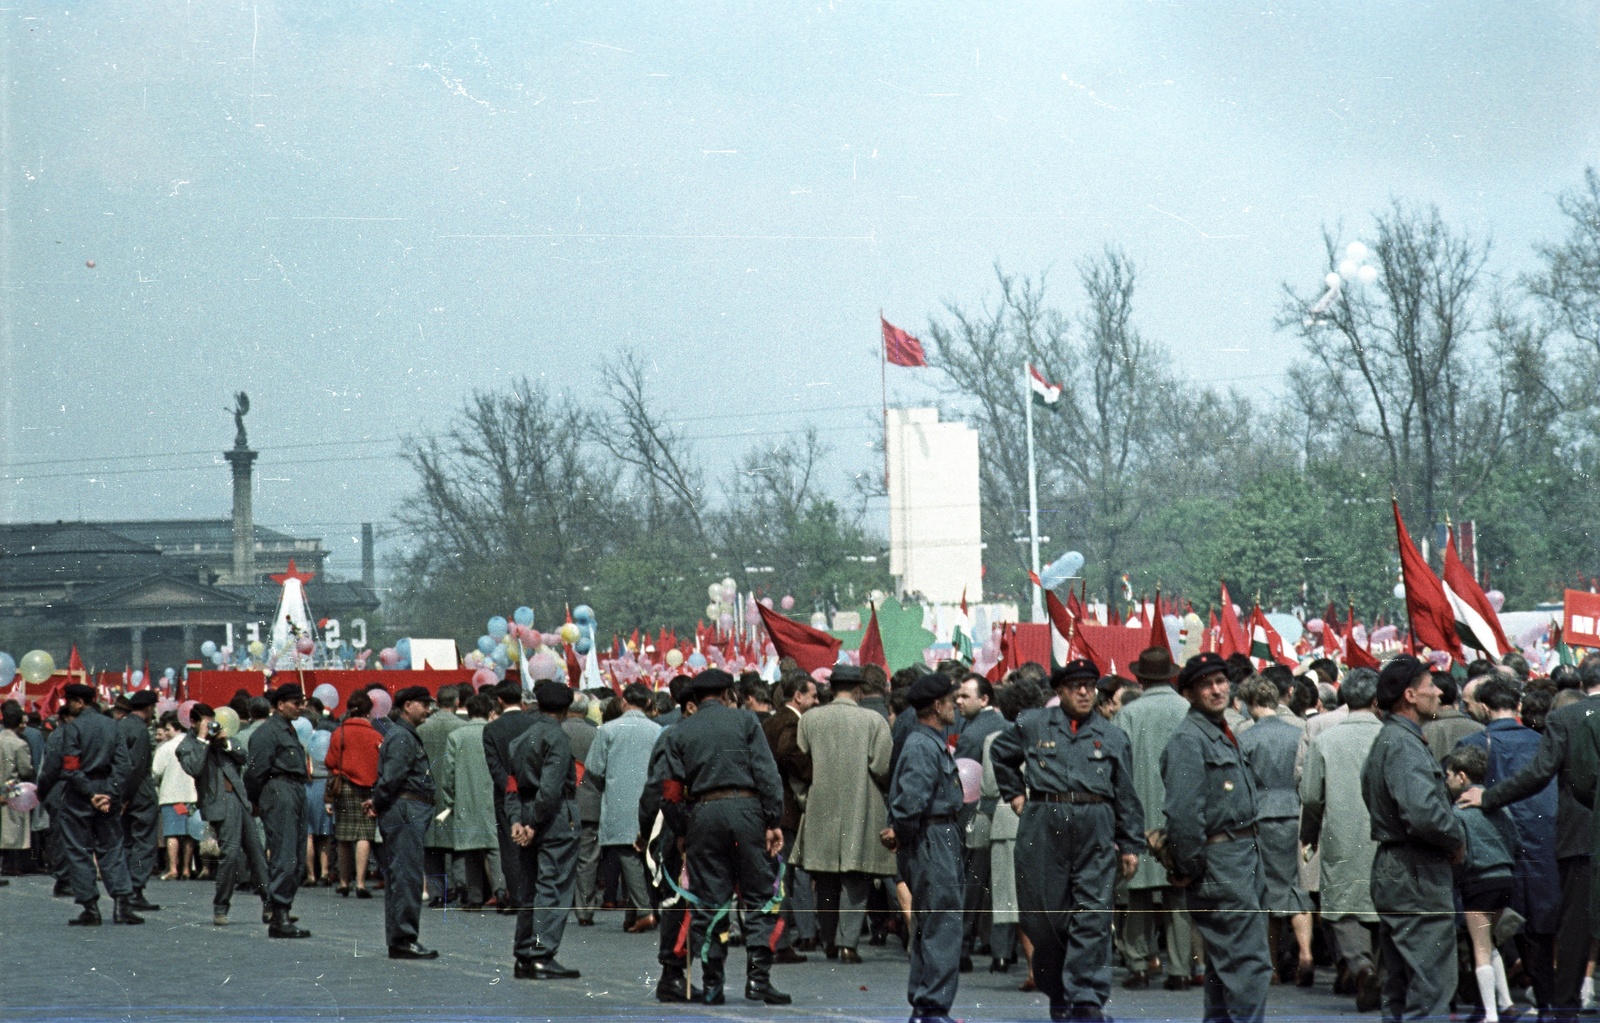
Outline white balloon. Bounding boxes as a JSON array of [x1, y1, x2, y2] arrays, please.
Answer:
[[1323, 271, 1342, 289], [1338, 258, 1359, 279], [1346, 241, 1368, 261], [1393, 582, 1407, 600], [1356, 264, 1379, 285]]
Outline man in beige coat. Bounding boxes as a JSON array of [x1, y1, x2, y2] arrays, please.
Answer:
[[793, 665, 895, 962]]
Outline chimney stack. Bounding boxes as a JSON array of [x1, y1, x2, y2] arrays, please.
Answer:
[[361, 523, 376, 590]]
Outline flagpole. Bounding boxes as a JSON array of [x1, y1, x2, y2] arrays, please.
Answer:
[[880, 311, 889, 492], [1025, 361, 1043, 623]]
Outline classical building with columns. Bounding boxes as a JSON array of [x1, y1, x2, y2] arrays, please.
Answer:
[[0, 408, 379, 672]]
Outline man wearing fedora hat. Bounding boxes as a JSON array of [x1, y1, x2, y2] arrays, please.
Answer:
[[1160, 652, 1272, 1023], [992, 658, 1145, 1022], [1112, 646, 1195, 991]]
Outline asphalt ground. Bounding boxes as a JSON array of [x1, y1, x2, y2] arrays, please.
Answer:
[[2, 874, 1372, 1022]]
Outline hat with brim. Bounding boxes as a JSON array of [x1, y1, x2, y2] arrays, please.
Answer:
[[1133, 647, 1180, 683]]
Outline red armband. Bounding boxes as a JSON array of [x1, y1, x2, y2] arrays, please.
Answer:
[[505, 776, 519, 794], [574, 762, 586, 785], [662, 779, 685, 804], [62, 755, 81, 772]]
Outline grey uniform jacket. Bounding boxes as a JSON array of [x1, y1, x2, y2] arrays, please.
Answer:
[[372, 718, 435, 815], [59, 707, 132, 803], [115, 715, 157, 806], [244, 715, 308, 804], [991, 706, 1146, 855], [176, 731, 252, 820], [1160, 708, 1259, 882], [504, 713, 575, 832], [648, 700, 783, 830], [1360, 715, 1464, 912], [887, 723, 964, 847]]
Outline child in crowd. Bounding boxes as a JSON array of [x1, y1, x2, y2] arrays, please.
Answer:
[[1445, 744, 1518, 1022]]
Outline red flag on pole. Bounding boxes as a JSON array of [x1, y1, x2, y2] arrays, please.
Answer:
[[859, 603, 889, 672], [1147, 589, 1172, 657], [1344, 604, 1381, 670], [881, 316, 928, 368], [1218, 581, 1250, 659], [755, 602, 841, 675], [1442, 531, 1510, 659], [1392, 500, 1464, 662]]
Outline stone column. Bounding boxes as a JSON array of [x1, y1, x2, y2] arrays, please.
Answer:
[[130, 626, 145, 668], [182, 624, 196, 661], [224, 445, 259, 585]]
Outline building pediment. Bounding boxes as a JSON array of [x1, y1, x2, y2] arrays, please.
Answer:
[[72, 575, 248, 612]]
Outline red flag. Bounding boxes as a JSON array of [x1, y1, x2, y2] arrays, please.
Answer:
[[1047, 590, 1101, 674], [1344, 602, 1381, 671], [882, 316, 928, 368], [565, 643, 582, 687], [1392, 500, 1464, 662], [1218, 581, 1250, 659], [1147, 589, 1173, 657], [1320, 601, 1342, 653], [960, 587, 969, 619], [755, 602, 841, 674], [1442, 531, 1510, 659], [859, 603, 889, 672]]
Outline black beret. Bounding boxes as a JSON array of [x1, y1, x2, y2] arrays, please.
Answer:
[[1177, 653, 1228, 692], [63, 683, 97, 703], [268, 683, 305, 705], [534, 681, 574, 712], [1051, 659, 1100, 688], [907, 674, 956, 711], [829, 664, 865, 689], [128, 691, 158, 710], [691, 669, 736, 698], [1376, 655, 1428, 711], [393, 685, 434, 708]]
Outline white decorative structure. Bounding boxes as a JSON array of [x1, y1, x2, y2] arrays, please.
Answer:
[[887, 408, 984, 606]]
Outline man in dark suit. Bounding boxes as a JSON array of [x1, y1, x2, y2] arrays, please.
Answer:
[[1461, 658, 1600, 1020], [482, 682, 538, 913], [763, 670, 816, 962]]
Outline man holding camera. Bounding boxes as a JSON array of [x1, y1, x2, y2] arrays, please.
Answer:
[[177, 703, 269, 926]]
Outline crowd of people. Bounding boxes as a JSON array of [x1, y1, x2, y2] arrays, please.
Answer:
[[4, 643, 1600, 1023]]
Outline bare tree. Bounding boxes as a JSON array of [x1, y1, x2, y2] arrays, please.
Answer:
[[1529, 167, 1600, 364], [599, 351, 710, 544]]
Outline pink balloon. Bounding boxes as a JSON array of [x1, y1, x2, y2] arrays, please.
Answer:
[[472, 667, 498, 688], [368, 688, 392, 719], [1486, 590, 1506, 613], [295, 636, 315, 655], [378, 647, 400, 667], [955, 757, 983, 804], [177, 700, 198, 729], [780, 595, 795, 610], [6, 781, 38, 813], [1305, 618, 1324, 633], [760, 597, 774, 609]]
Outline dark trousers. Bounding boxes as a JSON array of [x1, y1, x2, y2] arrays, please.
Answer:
[[903, 821, 963, 1016], [685, 797, 778, 965], [1555, 855, 1592, 1015], [813, 871, 873, 951], [379, 799, 429, 947], [513, 800, 579, 962], [121, 787, 160, 893], [657, 828, 691, 967], [1188, 838, 1272, 1023], [258, 778, 306, 908], [58, 794, 132, 906], [493, 798, 522, 900], [210, 798, 268, 912], [1016, 803, 1119, 1011], [962, 837, 993, 953]]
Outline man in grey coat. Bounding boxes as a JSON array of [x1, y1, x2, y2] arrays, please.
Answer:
[[562, 693, 602, 927], [1361, 655, 1466, 1022], [507, 682, 582, 980], [245, 684, 312, 939], [418, 683, 466, 906], [116, 690, 162, 913], [1160, 653, 1272, 1023], [45, 684, 139, 926], [177, 703, 269, 926]]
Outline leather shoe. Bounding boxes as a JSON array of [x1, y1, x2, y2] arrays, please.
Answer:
[[69, 906, 103, 926], [838, 947, 863, 964], [1162, 975, 1189, 992], [1354, 966, 1381, 1012], [1122, 972, 1149, 990], [959, 955, 973, 973], [268, 909, 311, 939], [389, 942, 439, 960], [793, 938, 820, 953], [625, 914, 657, 933], [515, 959, 580, 979], [261, 907, 299, 924], [52, 881, 73, 898], [774, 948, 809, 964], [213, 912, 229, 926], [126, 894, 161, 912]]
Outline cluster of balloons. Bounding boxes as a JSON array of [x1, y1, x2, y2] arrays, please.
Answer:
[[706, 578, 739, 634], [1038, 551, 1085, 592]]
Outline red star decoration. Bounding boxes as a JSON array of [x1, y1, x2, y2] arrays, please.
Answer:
[[270, 558, 316, 586]]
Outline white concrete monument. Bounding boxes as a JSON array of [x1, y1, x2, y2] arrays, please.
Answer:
[[886, 407, 983, 605]]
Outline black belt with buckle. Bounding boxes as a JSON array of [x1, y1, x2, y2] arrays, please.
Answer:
[[1206, 824, 1258, 845], [1031, 791, 1108, 804]]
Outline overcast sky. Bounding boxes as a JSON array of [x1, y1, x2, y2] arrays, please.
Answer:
[[4, 2, 1598, 578]]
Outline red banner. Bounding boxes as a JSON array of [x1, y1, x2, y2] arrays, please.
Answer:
[[1564, 590, 1600, 649], [185, 669, 494, 710]]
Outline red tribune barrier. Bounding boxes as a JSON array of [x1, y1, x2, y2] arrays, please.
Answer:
[[185, 669, 516, 710], [1074, 624, 1152, 682]]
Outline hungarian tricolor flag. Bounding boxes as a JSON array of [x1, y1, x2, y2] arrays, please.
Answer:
[[1046, 589, 1101, 675], [1028, 363, 1062, 406], [882, 316, 928, 367], [1442, 531, 1510, 659], [1248, 606, 1297, 668], [1392, 500, 1464, 662], [755, 601, 841, 674]]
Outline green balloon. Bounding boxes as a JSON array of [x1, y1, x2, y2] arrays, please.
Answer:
[[18, 649, 55, 685]]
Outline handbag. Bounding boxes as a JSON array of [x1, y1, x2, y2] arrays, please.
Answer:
[[197, 823, 222, 860], [325, 773, 345, 801]]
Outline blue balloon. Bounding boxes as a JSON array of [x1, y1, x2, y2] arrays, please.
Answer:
[[0, 652, 15, 682], [575, 637, 593, 656], [477, 635, 496, 654], [491, 647, 509, 666], [164, 667, 177, 678], [687, 651, 707, 669], [211, 652, 224, 665], [513, 606, 535, 628], [396, 637, 412, 657], [572, 605, 595, 625], [487, 616, 509, 640], [200, 640, 218, 657]]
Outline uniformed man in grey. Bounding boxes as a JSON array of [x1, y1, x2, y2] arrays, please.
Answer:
[[176, 702, 270, 926], [506, 681, 582, 980], [884, 673, 966, 1023], [1160, 652, 1272, 1023], [638, 678, 700, 1003], [650, 669, 790, 1006], [45, 683, 140, 925], [36, 700, 79, 898], [245, 683, 312, 938], [1361, 655, 1465, 1021], [117, 690, 162, 913], [369, 685, 439, 960], [992, 659, 1144, 1021]]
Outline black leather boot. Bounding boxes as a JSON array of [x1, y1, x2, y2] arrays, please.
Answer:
[[68, 902, 102, 926], [701, 958, 726, 1005], [112, 898, 145, 925], [745, 947, 792, 1005], [654, 964, 703, 1002], [268, 906, 311, 939]]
